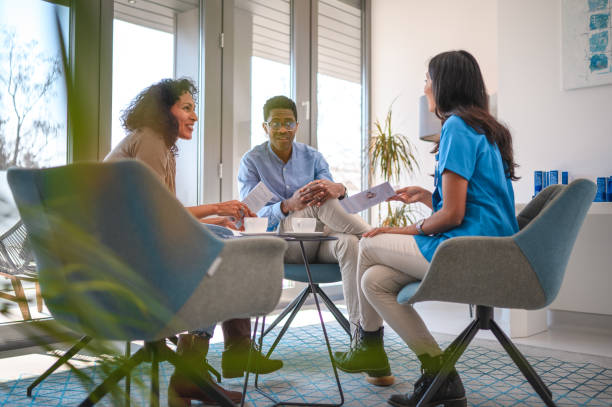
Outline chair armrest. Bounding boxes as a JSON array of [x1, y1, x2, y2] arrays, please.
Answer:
[[162, 237, 288, 338], [407, 236, 547, 310]]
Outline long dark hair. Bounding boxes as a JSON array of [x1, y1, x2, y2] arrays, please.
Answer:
[[429, 50, 518, 180], [121, 78, 197, 154]]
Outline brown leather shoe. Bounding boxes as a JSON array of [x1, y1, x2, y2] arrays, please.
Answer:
[[168, 372, 242, 406], [168, 333, 242, 406]]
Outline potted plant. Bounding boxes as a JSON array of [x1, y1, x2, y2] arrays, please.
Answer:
[[368, 103, 419, 226]]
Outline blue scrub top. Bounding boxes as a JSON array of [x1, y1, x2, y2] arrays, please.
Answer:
[[414, 115, 519, 262]]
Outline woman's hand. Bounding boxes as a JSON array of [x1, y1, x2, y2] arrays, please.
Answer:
[[200, 216, 241, 230], [214, 200, 257, 218], [389, 186, 433, 209], [363, 226, 418, 238]]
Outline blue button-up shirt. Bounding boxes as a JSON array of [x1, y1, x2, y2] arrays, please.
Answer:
[[238, 141, 334, 230]]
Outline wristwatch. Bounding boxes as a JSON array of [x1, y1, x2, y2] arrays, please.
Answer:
[[338, 185, 348, 200], [415, 218, 427, 236]]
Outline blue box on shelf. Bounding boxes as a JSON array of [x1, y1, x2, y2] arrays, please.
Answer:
[[534, 171, 543, 195], [595, 177, 606, 202], [608, 176, 612, 202], [549, 170, 559, 185], [562, 171, 568, 185]]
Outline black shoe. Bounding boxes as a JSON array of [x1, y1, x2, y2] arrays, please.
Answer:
[[221, 340, 283, 378], [387, 354, 466, 407], [333, 325, 395, 386]]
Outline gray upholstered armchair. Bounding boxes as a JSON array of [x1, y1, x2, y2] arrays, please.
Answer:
[[8, 160, 288, 406], [396, 179, 596, 407]]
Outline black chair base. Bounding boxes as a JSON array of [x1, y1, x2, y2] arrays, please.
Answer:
[[77, 340, 236, 407], [262, 283, 351, 348], [416, 305, 557, 407], [27, 335, 93, 397], [241, 283, 351, 407]]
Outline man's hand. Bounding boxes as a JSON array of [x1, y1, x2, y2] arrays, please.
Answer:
[[214, 200, 257, 218], [281, 188, 309, 214], [388, 186, 433, 209], [200, 216, 241, 230], [298, 180, 345, 207], [281, 180, 345, 214]]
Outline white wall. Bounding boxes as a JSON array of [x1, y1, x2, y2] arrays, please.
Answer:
[[499, 0, 612, 203], [371, 0, 498, 193]]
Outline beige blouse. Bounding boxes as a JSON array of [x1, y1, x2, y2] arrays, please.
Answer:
[[105, 127, 176, 194]]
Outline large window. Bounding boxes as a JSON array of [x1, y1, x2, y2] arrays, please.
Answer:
[[112, 0, 200, 206], [316, 0, 363, 196], [0, 0, 69, 322], [234, 0, 292, 148], [111, 19, 174, 149]]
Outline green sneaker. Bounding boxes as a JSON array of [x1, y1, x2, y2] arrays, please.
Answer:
[[333, 325, 395, 386]]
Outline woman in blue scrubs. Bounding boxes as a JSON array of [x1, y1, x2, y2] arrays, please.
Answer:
[[334, 50, 519, 407]]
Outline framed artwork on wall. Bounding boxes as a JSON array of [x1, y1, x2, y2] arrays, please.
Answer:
[[562, 0, 612, 89]]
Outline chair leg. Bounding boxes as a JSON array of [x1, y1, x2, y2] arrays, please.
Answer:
[[35, 281, 43, 312], [417, 318, 480, 407], [10, 278, 31, 320], [265, 286, 311, 358], [27, 335, 92, 397], [150, 344, 159, 407], [263, 285, 311, 337], [125, 341, 131, 407], [241, 316, 260, 407], [165, 349, 236, 407], [79, 347, 147, 407], [489, 320, 557, 407], [443, 318, 479, 362], [315, 285, 351, 337]]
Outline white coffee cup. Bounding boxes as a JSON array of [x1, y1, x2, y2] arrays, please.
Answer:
[[291, 217, 317, 233], [244, 217, 269, 233]]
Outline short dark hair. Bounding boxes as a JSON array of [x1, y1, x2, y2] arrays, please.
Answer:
[[263, 95, 297, 121], [121, 78, 197, 153]]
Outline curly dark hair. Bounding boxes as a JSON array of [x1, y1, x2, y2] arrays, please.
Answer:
[[121, 78, 197, 154], [428, 50, 519, 181]]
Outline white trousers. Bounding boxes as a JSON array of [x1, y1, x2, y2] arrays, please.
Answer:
[[281, 198, 371, 332], [358, 233, 442, 357]]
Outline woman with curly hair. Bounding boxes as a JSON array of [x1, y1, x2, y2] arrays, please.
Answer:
[[106, 78, 282, 406], [107, 77, 251, 228]]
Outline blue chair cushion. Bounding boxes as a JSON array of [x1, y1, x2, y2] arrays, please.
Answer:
[[284, 263, 341, 284], [397, 281, 422, 304]]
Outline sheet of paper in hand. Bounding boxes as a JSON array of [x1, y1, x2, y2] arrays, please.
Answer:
[[339, 182, 395, 214], [242, 182, 275, 213]]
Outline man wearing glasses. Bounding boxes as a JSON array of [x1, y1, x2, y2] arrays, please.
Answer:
[[238, 95, 372, 344]]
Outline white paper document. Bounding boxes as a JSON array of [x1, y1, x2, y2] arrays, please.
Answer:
[[340, 182, 396, 214], [242, 182, 275, 214]]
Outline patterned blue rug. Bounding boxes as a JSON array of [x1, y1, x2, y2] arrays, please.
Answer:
[[1, 321, 610, 406]]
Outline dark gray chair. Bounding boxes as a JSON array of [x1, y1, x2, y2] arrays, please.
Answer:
[[396, 179, 596, 407], [8, 160, 287, 407]]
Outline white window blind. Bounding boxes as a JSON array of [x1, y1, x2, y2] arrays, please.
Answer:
[[114, 0, 199, 34], [318, 0, 361, 84], [236, 0, 291, 65]]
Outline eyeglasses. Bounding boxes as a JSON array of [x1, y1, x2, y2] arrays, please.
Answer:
[[265, 119, 298, 130]]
